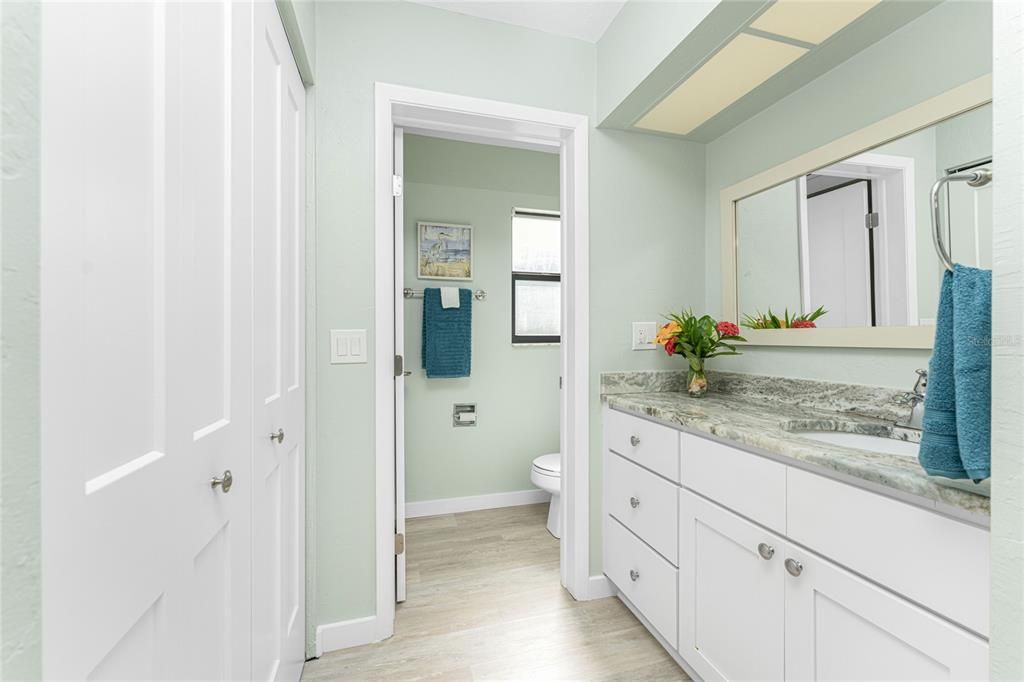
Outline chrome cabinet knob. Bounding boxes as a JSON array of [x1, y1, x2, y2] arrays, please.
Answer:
[[785, 558, 803, 577], [757, 543, 775, 560], [210, 470, 233, 493], [629, 496, 640, 509], [630, 435, 641, 447], [629, 569, 640, 582], [269, 428, 285, 444]]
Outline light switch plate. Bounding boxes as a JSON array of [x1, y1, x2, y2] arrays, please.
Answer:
[[632, 322, 658, 351], [330, 329, 368, 364]]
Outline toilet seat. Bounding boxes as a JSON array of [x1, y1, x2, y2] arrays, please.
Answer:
[[532, 453, 560, 475]]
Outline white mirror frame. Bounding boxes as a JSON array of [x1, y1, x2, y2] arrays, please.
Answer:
[[720, 75, 992, 349]]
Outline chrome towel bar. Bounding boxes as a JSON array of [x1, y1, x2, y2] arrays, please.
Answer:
[[403, 287, 487, 301], [930, 168, 992, 271]]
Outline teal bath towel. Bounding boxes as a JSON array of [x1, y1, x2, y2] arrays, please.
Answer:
[[919, 266, 992, 481], [919, 271, 965, 478], [421, 288, 472, 379], [952, 264, 991, 481]]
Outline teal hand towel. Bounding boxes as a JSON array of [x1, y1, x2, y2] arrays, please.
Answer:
[[952, 264, 991, 481], [919, 271, 966, 478], [421, 288, 471, 379]]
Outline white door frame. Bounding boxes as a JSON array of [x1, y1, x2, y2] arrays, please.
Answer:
[[372, 83, 591, 641]]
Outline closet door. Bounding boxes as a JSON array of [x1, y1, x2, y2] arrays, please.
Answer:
[[251, 2, 307, 680], [40, 1, 254, 679]]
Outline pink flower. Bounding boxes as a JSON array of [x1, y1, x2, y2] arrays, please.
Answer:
[[715, 321, 740, 337], [664, 338, 677, 356], [791, 320, 816, 329]]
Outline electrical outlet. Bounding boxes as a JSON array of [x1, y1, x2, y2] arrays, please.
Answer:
[[632, 322, 657, 351]]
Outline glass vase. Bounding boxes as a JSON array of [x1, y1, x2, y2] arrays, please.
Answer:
[[687, 366, 708, 398]]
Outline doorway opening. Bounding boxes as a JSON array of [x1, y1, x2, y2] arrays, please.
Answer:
[[372, 84, 593, 644]]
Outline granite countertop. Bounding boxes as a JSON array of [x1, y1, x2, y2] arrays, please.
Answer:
[[602, 371, 990, 520]]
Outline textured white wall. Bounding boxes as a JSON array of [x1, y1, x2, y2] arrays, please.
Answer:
[[990, 1, 1024, 677]]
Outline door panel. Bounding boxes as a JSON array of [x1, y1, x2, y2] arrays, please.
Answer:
[[41, 1, 254, 679], [252, 2, 306, 679], [785, 548, 988, 681], [678, 491, 785, 682], [806, 182, 871, 327]]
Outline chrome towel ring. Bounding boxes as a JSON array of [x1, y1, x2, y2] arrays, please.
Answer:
[[930, 168, 992, 271]]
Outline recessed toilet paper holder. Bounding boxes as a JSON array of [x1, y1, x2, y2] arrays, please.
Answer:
[[453, 403, 477, 427]]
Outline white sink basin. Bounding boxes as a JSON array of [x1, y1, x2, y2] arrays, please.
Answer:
[[793, 430, 919, 458]]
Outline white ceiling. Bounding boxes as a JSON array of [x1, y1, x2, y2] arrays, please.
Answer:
[[409, 0, 627, 43]]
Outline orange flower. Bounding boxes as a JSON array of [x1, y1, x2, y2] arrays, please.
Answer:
[[654, 320, 681, 345]]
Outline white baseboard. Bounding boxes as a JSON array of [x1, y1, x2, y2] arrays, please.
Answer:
[[315, 615, 383, 657], [586, 574, 615, 599], [406, 489, 550, 518]]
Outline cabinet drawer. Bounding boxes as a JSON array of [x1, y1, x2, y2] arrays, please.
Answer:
[[604, 516, 678, 644], [604, 407, 680, 483], [787, 468, 989, 637], [680, 432, 787, 534], [606, 451, 679, 564]]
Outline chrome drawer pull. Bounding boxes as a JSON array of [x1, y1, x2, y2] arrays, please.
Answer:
[[757, 543, 775, 560], [785, 558, 803, 577], [629, 435, 641, 447], [629, 496, 640, 509], [629, 569, 640, 582]]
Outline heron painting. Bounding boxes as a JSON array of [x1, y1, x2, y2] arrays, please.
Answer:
[[417, 222, 473, 280]]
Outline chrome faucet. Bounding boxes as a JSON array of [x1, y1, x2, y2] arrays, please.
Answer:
[[897, 369, 928, 430]]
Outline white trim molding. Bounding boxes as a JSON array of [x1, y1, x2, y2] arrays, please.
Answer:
[[587, 574, 615, 600], [406, 490, 551, 519], [315, 616, 381, 658], [373, 83, 593, 647], [719, 75, 992, 349]]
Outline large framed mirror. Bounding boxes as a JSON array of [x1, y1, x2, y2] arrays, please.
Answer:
[[720, 75, 991, 348]]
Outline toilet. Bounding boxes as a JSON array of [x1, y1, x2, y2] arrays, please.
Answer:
[[530, 453, 561, 539]]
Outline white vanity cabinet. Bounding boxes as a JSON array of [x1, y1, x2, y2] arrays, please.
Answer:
[[602, 406, 990, 681], [678, 490, 785, 682]]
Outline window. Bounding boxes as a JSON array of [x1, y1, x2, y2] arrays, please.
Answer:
[[512, 209, 561, 344]]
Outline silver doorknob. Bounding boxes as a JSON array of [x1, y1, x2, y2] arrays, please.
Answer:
[[210, 470, 233, 493], [629, 496, 640, 509], [630, 435, 641, 447], [757, 543, 775, 560], [269, 428, 285, 444], [629, 569, 640, 582], [785, 558, 803, 577]]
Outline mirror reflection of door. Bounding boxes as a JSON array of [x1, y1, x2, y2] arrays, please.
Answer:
[[805, 178, 873, 328]]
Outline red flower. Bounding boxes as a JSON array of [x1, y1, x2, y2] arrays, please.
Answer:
[[791, 320, 816, 329], [715, 321, 740, 337], [664, 338, 677, 356]]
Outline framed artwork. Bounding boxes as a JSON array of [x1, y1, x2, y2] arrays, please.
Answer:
[[417, 222, 473, 280]]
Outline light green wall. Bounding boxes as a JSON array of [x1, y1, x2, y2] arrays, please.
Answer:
[[735, 180, 801, 315], [703, 0, 992, 389], [402, 135, 560, 502], [313, 0, 707, 624], [1, 2, 42, 679]]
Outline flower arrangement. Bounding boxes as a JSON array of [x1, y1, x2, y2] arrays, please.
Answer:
[[654, 310, 746, 397], [741, 306, 827, 330]]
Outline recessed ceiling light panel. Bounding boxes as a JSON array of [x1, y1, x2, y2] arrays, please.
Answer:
[[635, 33, 808, 136], [750, 0, 882, 45]]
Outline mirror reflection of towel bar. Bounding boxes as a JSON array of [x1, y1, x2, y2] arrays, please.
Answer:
[[930, 168, 992, 272], [403, 288, 487, 301]]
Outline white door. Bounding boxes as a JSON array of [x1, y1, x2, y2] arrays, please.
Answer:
[[394, 126, 408, 603], [252, 2, 307, 680], [41, 1, 255, 678], [678, 491, 785, 682], [785, 547, 988, 680], [806, 182, 871, 327]]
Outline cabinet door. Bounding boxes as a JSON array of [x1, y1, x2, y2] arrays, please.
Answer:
[[679, 490, 785, 682], [785, 547, 988, 681]]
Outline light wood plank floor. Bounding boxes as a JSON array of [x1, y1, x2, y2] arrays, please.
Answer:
[[302, 504, 688, 681]]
